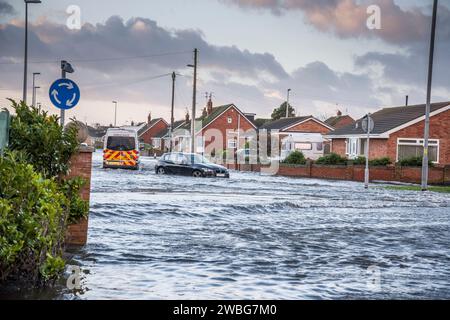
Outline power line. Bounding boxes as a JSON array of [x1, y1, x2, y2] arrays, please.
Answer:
[[83, 73, 173, 90], [0, 50, 192, 66]]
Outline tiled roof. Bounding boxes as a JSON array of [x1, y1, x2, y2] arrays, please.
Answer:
[[325, 115, 354, 129], [328, 101, 450, 136], [137, 118, 165, 136], [180, 104, 233, 131], [259, 116, 313, 131]]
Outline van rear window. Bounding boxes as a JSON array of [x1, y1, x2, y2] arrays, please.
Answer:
[[107, 136, 135, 151]]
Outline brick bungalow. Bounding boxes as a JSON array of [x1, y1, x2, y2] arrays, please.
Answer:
[[172, 98, 257, 155], [325, 110, 355, 129], [151, 119, 189, 153], [138, 113, 168, 146], [259, 116, 335, 159], [325, 101, 450, 165]]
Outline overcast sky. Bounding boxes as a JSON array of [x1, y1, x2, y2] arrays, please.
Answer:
[[0, 0, 449, 125]]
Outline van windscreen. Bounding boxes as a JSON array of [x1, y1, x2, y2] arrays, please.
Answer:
[[107, 136, 135, 151]]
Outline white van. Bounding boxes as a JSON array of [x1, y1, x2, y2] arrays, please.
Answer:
[[103, 128, 140, 170]]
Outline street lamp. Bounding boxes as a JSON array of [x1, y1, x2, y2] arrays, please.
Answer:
[[285, 88, 292, 118], [32, 72, 40, 107], [112, 101, 118, 127], [421, 0, 438, 191], [23, 0, 42, 104], [33, 86, 40, 108]]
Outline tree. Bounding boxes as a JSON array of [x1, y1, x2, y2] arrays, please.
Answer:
[[271, 102, 295, 120]]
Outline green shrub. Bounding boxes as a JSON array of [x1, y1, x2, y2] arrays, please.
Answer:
[[8, 99, 78, 179], [61, 177, 89, 224], [399, 156, 433, 167], [283, 151, 306, 165], [0, 152, 68, 284], [370, 157, 392, 166], [352, 156, 392, 166], [315, 153, 347, 165], [353, 156, 366, 165]]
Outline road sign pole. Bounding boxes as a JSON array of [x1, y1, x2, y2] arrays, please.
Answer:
[[60, 68, 66, 126], [365, 113, 371, 189]]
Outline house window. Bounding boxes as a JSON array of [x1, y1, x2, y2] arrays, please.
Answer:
[[346, 138, 358, 158], [228, 139, 237, 149], [227, 117, 232, 124], [397, 138, 439, 163], [153, 138, 161, 149], [294, 143, 313, 151]]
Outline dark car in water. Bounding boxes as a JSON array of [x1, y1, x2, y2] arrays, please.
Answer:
[[155, 153, 230, 178]]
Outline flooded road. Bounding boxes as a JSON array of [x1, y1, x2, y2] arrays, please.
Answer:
[[6, 152, 450, 299]]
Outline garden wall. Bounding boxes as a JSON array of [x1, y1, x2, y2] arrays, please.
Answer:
[[65, 146, 94, 246], [227, 162, 450, 185]]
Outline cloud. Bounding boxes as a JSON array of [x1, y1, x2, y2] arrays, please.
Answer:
[[0, 1, 15, 16], [220, 0, 450, 45], [0, 16, 288, 80]]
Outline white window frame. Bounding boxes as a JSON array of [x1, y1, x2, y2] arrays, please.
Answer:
[[227, 117, 232, 124], [153, 138, 161, 149], [396, 138, 440, 164], [227, 138, 237, 149]]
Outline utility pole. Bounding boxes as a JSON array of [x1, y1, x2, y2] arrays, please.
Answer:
[[364, 113, 372, 189], [112, 101, 118, 127], [405, 95, 409, 107], [188, 48, 198, 154], [170, 71, 176, 152], [421, 0, 438, 191], [285, 88, 291, 118]]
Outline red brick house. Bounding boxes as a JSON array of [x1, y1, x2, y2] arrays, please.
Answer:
[[325, 111, 355, 129], [138, 113, 168, 147], [259, 116, 335, 160], [326, 102, 450, 165], [172, 98, 257, 155]]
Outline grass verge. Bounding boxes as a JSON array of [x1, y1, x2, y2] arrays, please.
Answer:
[[384, 185, 450, 193]]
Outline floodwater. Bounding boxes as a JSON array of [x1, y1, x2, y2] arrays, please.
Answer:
[[3, 152, 450, 299]]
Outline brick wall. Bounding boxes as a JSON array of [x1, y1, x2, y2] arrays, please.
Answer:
[[201, 106, 255, 151], [247, 163, 449, 185], [65, 146, 94, 246], [387, 109, 450, 164]]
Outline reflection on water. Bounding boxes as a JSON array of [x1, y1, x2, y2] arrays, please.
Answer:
[[2, 153, 450, 299]]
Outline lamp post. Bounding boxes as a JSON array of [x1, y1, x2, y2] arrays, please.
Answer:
[[421, 0, 438, 191], [32, 72, 40, 107], [112, 101, 118, 127], [23, 0, 42, 104], [285, 88, 291, 118], [32, 86, 40, 107]]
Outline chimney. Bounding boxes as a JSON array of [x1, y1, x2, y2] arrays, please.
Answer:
[[185, 111, 190, 122], [207, 94, 213, 115], [337, 110, 342, 117], [202, 107, 207, 118], [147, 112, 152, 124]]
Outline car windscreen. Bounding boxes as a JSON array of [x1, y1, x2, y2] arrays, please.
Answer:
[[107, 136, 136, 151]]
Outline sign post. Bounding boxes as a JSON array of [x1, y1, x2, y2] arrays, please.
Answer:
[[362, 113, 374, 189], [49, 64, 80, 126]]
